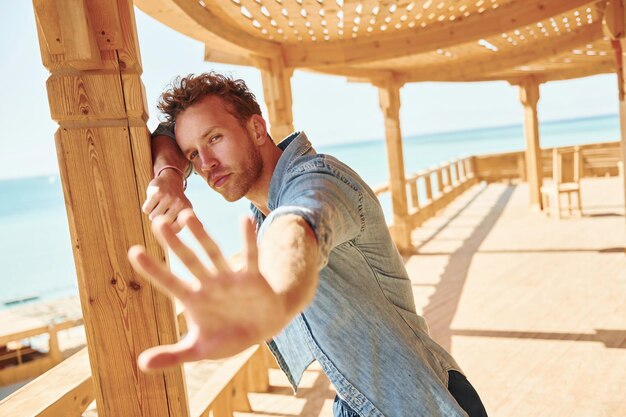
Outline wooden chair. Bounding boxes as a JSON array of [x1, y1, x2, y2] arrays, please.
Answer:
[[541, 146, 583, 219]]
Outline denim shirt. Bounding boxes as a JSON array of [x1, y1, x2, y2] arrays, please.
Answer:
[[252, 132, 468, 417]]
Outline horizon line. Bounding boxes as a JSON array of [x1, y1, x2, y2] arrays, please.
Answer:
[[1, 112, 619, 181], [320, 112, 619, 149]]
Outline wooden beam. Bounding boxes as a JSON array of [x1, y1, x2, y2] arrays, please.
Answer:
[[604, 0, 626, 39], [33, 1, 190, 416], [501, 60, 616, 83], [399, 22, 604, 83], [437, 58, 615, 84], [305, 67, 397, 86], [135, 0, 281, 58], [253, 56, 295, 142], [517, 77, 544, 211], [134, 0, 264, 59], [606, 0, 626, 251], [283, 0, 595, 68], [54, 0, 102, 70], [32, 0, 64, 55], [374, 77, 412, 253], [204, 47, 254, 67]]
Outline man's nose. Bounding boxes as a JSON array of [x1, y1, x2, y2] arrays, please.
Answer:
[[199, 149, 218, 172]]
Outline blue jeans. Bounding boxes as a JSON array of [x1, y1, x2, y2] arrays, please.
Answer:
[[333, 370, 488, 417]]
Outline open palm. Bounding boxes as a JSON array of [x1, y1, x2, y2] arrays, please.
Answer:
[[128, 209, 286, 371]]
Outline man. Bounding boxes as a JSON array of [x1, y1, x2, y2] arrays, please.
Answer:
[[128, 72, 488, 417]]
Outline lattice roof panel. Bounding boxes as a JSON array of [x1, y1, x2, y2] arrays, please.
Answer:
[[135, 0, 617, 83], [212, 0, 514, 44]]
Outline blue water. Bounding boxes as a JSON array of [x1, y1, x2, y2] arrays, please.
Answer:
[[0, 114, 620, 307]]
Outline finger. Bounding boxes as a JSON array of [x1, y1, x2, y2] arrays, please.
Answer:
[[160, 208, 182, 233], [142, 185, 160, 215], [170, 218, 183, 234], [152, 216, 213, 282], [147, 200, 169, 221], [242, 216, 259, 275], [179, 209, 233, 275], [156, 203, 184, 234], [128, 245, 193, 301], [137, 336, 199, 372]]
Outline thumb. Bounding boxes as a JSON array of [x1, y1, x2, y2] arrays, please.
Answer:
[[137, 338, 197, 372]]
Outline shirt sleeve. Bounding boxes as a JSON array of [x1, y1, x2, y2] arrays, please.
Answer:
[[151, 122, 176, 140], [151, 122, 193, 178], [257, 161, 363, 269]]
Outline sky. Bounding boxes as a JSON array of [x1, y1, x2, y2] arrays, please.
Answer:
[[0, 3, 621, 180]]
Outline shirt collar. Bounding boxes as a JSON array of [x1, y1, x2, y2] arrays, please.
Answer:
[[268, 131, 314, 209]]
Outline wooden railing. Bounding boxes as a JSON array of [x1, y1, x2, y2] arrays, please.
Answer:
[[474, 140, 622, 182], [0, 318, 84, 387], [0, 312, 271, 417], [373, 156, 479, 232]]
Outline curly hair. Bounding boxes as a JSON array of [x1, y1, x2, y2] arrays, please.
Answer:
[[157, 72, 262, 126]]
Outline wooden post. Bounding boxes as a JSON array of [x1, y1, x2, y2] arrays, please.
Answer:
[[463, 159, 471, 180], [444, 164, 452, 189], [436, 168, 444, 195], [457, 160, 465, 182], [48, 326, 62, 365], [517, 153, 527, 181], [33, 1, 189, 416], [374, 77, 411, 252], [409, 180, 419, 209], [606, 0, 626, 253], [518, 77, 544, 211], [255, 56, 295, 143], [425, 175, 433, 202], [470, 156, 478, 180]]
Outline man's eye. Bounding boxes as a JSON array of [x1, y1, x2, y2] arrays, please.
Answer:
[[209, 135, 221, 144], [189, 151, 198, 161]]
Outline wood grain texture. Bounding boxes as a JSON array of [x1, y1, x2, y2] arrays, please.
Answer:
[[519, 78, 544, 210], [56, 126, 175, 417], [132, 1, 615, 83], [56, 0, 102, 70], [46, 74, 126, 124], [256, 56, 295, 142], [33, 1, 190, 416], [376, 78, 411, 251], [0, 348, 93, 417]]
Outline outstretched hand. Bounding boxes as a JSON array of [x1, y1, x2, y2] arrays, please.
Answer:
[[128, 209, 287, 372]]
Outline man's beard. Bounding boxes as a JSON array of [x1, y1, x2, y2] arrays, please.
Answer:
[[216, 134, 264, 202]]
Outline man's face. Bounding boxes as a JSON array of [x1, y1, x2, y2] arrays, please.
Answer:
[[175, 95, 263, 202]]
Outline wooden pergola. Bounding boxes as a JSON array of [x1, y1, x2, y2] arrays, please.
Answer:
[[133, 0, 626, 248], [25, 0, 626, 416]]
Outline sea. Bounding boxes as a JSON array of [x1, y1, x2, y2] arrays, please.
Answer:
[[0, 114, 620, 308]]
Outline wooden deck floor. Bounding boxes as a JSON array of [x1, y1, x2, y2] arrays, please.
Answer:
[[237, 177, 626, 417], [3, 178, 624, 415]]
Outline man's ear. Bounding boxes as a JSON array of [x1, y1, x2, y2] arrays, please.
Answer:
[[248, 114, 268, 144]]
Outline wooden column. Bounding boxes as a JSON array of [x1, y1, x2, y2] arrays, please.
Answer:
[[33, 1, 189, 416], [375, 78, 412, 252], [255, 56, 294, 142], [518, 77, 543, 211], [605, 0, 626, 253]]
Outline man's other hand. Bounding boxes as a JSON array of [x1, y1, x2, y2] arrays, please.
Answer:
[[142, 169, 192, 232], [128, 209, 288, 372]]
